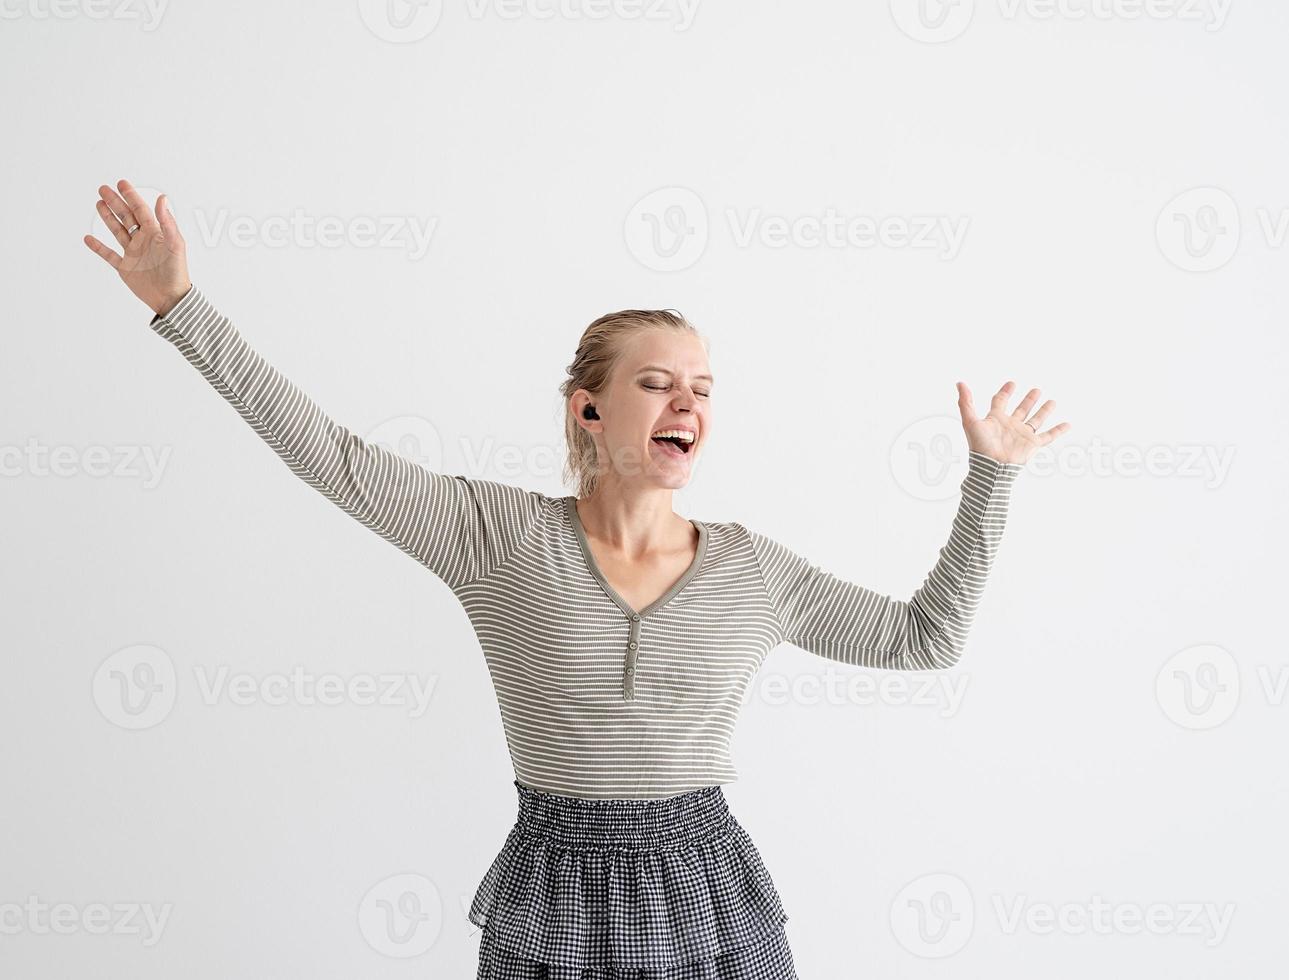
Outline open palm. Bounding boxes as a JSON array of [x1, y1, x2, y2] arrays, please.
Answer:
[[83, 178, 190, 317], [956, 380, 1070, 466]]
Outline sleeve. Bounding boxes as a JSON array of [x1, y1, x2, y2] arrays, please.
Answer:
[[743, 449, 1023, 670], [147, 284, 549, 591]]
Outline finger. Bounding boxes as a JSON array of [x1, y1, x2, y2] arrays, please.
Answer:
[[956, 381, 976, 425], [1037, 421, 1072, 446], [117, 178, 159, 235], [1010, 386, 1041, 420], [83, 234, 122, 270], [99, 184, 135, 230], [989, 380, 1015, 415], [96, 199, 132, 249], [155, 192, 181, 242], [1026, 398, 1056, 431]]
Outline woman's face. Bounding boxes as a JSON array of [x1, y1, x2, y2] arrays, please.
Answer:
[[582, 327, 713, 490]]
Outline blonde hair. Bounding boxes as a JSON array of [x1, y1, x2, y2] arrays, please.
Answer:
[[559, 309, 707, 499]]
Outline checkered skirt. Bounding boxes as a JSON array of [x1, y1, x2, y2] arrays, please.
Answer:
[[468, 779, 798, 979]]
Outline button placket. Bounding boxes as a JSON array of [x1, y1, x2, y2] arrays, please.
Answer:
[[624, 614, 642, 699], [564, 498, 707, 703]]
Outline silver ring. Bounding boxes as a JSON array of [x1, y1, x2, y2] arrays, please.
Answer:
[[1024, 420, 1037, 432], [126, 223, 140, 235]]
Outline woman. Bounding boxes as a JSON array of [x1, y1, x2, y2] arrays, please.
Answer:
[[85, 178, 1068, 978]]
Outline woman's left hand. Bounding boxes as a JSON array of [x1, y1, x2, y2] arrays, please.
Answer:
[[956, 381, 1070, 466]]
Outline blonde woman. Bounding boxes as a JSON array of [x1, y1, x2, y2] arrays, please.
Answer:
[[85, 178, 1069, 978]]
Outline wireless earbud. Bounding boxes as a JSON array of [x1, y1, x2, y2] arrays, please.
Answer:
[[582, 405, 599, 420]]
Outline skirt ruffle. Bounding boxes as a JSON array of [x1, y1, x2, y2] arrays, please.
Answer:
[[476, 917, 797, 979], [468, 781, 793, 977]]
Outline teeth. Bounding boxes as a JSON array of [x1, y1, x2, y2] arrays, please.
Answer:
[[651, 429, 695, 442]]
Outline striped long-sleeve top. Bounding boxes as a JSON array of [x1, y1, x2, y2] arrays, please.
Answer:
[[148, 286, 1024, 800]]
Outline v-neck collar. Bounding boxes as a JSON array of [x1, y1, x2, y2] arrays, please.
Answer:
[[564, 496, 709, 620]]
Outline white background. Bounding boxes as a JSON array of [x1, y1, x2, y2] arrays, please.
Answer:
[[2, 0, 1284, 976]]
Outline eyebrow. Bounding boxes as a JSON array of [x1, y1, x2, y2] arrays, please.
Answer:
[[636, 365, 715, 383]]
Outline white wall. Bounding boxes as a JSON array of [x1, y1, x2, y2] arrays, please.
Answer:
[[1, 0, 1282, 976]]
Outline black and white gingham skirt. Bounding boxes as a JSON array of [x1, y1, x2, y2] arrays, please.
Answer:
[[468, 779, 798, 979]]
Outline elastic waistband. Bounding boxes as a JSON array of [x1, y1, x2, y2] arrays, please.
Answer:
[[512, 779, 732, 851]]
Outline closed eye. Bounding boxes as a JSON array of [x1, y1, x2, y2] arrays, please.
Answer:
[[644, 383, 711, 398]]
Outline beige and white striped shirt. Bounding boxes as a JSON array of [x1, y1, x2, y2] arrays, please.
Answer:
[[149, 285, 1024, 799]]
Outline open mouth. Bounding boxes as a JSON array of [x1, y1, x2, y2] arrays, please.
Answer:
[[650, 433, 694, 456]]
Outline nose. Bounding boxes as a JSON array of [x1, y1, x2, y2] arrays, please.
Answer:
[[672, 385, 701, 410]]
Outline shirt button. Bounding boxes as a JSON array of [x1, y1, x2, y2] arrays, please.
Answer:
[[628, 641, 638, 650], [632, 613, 640, 621], [625, 666, 635, 675]]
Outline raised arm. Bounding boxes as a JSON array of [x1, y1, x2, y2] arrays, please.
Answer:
[[741, 379, 1070, 671], [84, 179, 546, 591], [148, 285, 547, 588], [743, 450, 1023, 670]]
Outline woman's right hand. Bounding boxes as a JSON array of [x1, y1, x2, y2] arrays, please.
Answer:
[[83, 178, 192, 318]]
